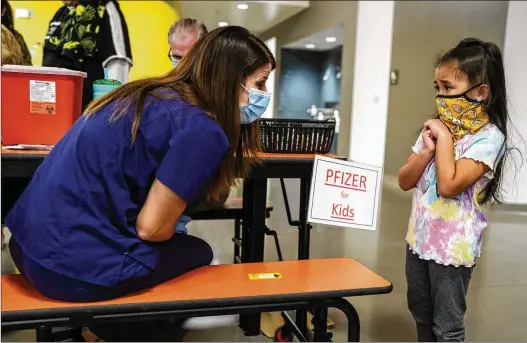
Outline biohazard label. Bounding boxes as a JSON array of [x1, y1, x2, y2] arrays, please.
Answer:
[[248, 273, 282, 280], [30, 80, 56, 115]]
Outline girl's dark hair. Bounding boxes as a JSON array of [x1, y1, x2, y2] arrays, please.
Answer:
[[1, 0, 15, 32], [84, 26, 276, 203], [436, 37, 514, 204]]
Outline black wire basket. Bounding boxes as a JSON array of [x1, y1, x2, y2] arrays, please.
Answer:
[[259, 118, 336, 154]]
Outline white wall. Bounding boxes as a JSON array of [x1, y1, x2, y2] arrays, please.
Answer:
[[503, 1, 527, 204], [262, 37, 277, 201], [348, 1, 395, 168], [382, 1, 508, 195], [262, 37, 277, 119]]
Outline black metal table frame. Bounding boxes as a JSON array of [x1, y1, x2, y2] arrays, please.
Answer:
[[1, 152, 46, 178], [2, 298, 362, 342], [239, 156, 328, 337]]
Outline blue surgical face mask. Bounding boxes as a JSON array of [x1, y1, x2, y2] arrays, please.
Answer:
[[239, 84, 271, 124]]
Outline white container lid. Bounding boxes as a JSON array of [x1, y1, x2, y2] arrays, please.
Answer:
[[1, 65, 87, 78]]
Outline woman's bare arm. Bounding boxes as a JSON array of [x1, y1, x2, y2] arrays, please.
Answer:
[[136, 179, 187, 242]]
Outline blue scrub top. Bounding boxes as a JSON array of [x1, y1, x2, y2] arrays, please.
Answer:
[[6, 92, 230, 287]]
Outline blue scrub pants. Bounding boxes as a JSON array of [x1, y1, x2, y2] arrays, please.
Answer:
[[10, 235, 212, 341], [9, 235, 213, 302]]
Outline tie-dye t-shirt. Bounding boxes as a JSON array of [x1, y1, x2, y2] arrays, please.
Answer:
[[406, 123, 505, 267]]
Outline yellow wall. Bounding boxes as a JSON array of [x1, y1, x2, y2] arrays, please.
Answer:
[[119, 1, 178, 80], [12, 0, 179, 81], [10, 1, 62, 67]]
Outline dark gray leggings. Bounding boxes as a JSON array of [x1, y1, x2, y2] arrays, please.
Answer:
[[406, 246, 473, 342]]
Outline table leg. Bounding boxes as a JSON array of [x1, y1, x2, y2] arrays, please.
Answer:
[[312, 307, 329, 342], [295, 176, 312, 336], [239, 178, 268, 336], [36, 326, 53, 342], [297, 176, 311, 260]]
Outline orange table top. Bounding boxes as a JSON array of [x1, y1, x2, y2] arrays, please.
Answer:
[[1, 148, 345, 180], [258, 152, 343, 159], [1, 148, 345, 161], [1, 148, 50, 156], [1, 149, 342, 157], [2, 258, 391, 315]]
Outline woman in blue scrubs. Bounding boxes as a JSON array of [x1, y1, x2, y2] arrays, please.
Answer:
[[6, 26, 275, 305]]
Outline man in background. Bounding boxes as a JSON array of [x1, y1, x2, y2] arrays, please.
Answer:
[[167, 18, 207, 67], [43, 0, 133, 110]]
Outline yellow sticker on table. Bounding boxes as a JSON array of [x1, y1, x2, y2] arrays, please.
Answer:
[[248, 272, 282, 280]]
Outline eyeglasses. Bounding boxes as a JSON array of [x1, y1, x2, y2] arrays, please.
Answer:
[[168, 48, 181, 64]]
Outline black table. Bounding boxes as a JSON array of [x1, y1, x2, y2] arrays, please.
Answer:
[[2, 150, 50, 224], [1, 149, 347, 338], [1, 149, 49, 178]]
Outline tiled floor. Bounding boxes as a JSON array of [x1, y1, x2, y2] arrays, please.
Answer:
[[2, 179, 527, 341]]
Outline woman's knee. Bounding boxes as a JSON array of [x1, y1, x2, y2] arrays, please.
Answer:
[[161, 234, 213, 267], [187, 235, 213, 266]]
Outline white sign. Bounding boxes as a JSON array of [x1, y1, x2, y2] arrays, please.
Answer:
[[307, 155, 382, 230], [30, 80, 56, 103]]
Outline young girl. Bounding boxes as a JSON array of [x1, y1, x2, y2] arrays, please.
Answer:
[[398, 38, 510, 342]]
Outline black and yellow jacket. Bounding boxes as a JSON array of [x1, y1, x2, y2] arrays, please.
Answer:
[[42, 0, 132, 110]]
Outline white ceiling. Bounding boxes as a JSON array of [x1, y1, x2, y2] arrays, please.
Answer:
[[283, 24, 344, 51], [177, 1, 309, 35]]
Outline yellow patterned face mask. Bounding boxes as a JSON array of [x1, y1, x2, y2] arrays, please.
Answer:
[[436, 85, 489, 141]]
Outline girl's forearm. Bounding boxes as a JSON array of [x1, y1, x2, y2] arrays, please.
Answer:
[[434, 133, 456, 194], [398, 149, 435, 191]]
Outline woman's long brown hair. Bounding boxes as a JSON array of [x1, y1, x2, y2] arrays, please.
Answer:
[[84, 26, 276, 202], [1, 24, 24, 65]]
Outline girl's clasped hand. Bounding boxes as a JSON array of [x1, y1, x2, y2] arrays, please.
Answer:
[[423, 119, 451, 141], [420, 119, 452, 153]]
